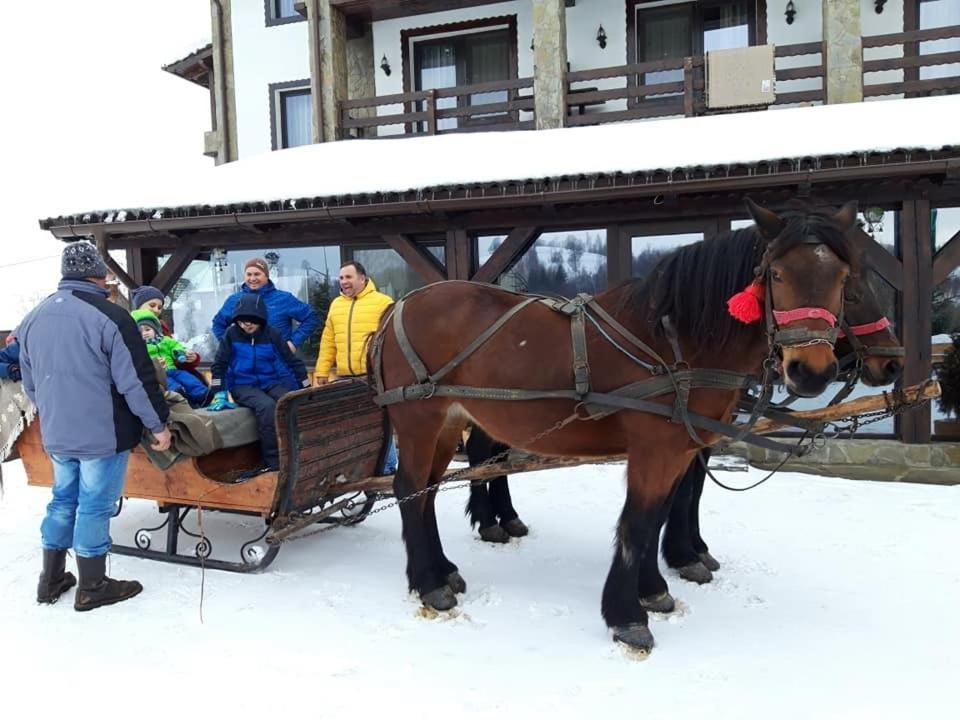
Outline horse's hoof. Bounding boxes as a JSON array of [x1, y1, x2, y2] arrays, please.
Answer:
[[421, 585, 458, 611], [678, 562, 713, 585], [612, 623, 655, 652], [699, 551, 720, 571], [479, 525, 510, 543], [639, 591, 675, 614], [500, 517, 529, 538], [445, 571, 466, 594]]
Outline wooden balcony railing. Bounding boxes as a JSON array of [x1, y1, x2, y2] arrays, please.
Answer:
[[863, 24, 960, 98], [339, 77, 535, 139], [563, 41, 824, 127]]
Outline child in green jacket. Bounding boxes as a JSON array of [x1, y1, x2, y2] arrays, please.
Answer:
[[132, 310, 209, 407]]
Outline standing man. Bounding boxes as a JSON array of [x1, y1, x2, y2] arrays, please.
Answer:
[[314, 261, 396, 471], [17, 240, 172, 611]]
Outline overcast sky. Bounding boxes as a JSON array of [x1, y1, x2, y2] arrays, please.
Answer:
[[0, 1, 211, 327]]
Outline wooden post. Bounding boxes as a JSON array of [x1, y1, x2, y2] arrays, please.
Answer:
[[426, 89, 437, 135], [898, 199, 933, 443], [683, 57, 695, 116]]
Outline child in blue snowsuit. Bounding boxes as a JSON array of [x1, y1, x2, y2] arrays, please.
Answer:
[[0, 334, 21, 381], [209, 294, 310, 472]]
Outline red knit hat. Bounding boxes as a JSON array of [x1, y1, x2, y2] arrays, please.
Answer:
[[244, 257, 269, 276]]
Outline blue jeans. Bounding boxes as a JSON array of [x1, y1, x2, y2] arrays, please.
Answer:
[[381, 435, 398, 474], [166, 369, 209, 406], [41, 452, 130, 558]]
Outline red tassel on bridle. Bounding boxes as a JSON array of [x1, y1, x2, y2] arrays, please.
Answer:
[[727, 280, 765, 323]]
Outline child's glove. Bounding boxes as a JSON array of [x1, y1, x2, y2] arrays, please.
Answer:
[[8, 365, 20, 382], [174, 350, 188, 365], [207, 391, 236, 412]]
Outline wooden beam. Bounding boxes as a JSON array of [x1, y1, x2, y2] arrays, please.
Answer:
[[853, 227, 904, 291], [445, 229, 472, 280], [151, 245, 201, 295], [382, 233, 445, 283], [92, 229, 138, 290], [605, 225, 631, 287], [898, 199, 933, 444], [471, 226, 538, 284], [933, 228, 960, 286]]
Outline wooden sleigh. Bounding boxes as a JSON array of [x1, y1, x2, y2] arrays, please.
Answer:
[[18, 379, 391, 572]]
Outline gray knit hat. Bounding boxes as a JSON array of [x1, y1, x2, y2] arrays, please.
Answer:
[[61, 241, 109, 280]]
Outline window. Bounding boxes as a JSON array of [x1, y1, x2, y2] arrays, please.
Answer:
[[266, 0, 305, 26], [405, 18, 517, 131], [629, 0, 758, 99], [270, 81, 312, 150], [918, 0, 960, 81], [350, 246, 445, 300]]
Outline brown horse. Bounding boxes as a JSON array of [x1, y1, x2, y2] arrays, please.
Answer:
[[372, 200, 858, 652]]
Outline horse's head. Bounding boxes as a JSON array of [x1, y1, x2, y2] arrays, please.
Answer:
[[746, 198, 858, 398], [836, 273, 904, 386]]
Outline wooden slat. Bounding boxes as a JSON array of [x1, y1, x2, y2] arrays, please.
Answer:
[[566, 58, 687, 83], [566, 103, 685, 126], [341, 111, 430, 129], [863, 50, 960, 73], [435, 98, 535, 118], [472, 226, 538, 284], [341, 89, 430, 109], [864, 75, 960, 97], [776, 65, 824, 81], [151, 244, 199, 295], [863, 25, 960, 49], [433, 77, 533, 97], [772, 89, 824, 105], [564, 82, 685, 105], [382, 233, 446, 283], [933, 229, 960, 286], [775, 41, 823, 57]]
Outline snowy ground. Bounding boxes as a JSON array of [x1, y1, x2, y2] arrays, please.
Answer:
[[1, 459, 957, 719]]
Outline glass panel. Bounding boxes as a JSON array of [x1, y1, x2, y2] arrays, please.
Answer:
[[464, 30, 510, 114], [631, 232, 703, 281], [280, 89, 312, 148], [638, 6, 691, 95], [479, 230, 607, 296], [931, 207, 960, 434], [351, 246, 445, 301], [274, 0, 299, 19], [166, 246, 341, 361], [702, 1, 750, 52], [919, 0, 960, 82], [415, 40, 459, 131]]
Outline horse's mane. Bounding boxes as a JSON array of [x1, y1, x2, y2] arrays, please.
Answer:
[[620, 205, 857, 351]]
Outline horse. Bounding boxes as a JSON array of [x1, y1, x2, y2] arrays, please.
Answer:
[[464, 264, 903, 571], [371, 199, 858, 651]]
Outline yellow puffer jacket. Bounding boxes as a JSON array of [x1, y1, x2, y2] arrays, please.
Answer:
[[315, 279, 394, 379]]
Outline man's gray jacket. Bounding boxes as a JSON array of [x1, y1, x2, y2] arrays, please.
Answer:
[[17, 279, 169, 458]]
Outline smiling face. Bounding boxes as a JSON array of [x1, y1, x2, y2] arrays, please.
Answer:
[[245, 266, 268, 290], [339, 264, 367, 299]]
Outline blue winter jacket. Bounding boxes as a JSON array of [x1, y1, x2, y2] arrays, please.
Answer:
[[0, 340, 20, 381], [17, 280, 169, 458], [210, 294, 309, 392], [211, 281, 319, 349]]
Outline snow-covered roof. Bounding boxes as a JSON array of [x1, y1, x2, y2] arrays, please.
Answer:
[[41, 94, 960, 229]]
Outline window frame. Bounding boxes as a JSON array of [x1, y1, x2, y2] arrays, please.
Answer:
[[269, 79, 313, 151], [265, 0, 306, 28]]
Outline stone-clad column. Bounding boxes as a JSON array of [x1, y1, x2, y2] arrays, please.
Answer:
[[307, 0, 347, 141], [823, 0, 863, 104], [532, 0, 568, 130]]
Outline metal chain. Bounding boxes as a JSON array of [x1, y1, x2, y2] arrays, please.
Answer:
[[267, 416, 574, 546]]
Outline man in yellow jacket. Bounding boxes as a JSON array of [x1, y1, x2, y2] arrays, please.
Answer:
[[314, 261, 393, 384], [314, 261, 396, 471]]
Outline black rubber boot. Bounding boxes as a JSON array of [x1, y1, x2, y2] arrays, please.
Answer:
[[37, 549, 76, 604], [74, 555, 143, 612]]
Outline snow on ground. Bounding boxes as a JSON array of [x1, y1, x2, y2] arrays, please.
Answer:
[[1, 459, 958, 719]]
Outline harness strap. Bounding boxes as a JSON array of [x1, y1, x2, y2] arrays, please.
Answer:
[[570, 303, 591, 397], [584, 298, 672, 370], [391, 299, 430, 384]]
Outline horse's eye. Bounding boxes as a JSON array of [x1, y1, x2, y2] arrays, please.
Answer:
[[770, 269, 783, 282]]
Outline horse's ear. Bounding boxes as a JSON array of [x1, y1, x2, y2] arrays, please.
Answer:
[[744, 197, 785, 241], [832, 201, 859, 232]]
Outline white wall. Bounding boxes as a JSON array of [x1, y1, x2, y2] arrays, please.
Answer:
[[231, 0, 310, 158], [861, 0, 905, 99]]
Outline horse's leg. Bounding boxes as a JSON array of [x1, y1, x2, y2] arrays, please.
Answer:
[[662, 451, 714, 584], [490, 473, 529, 538], [394, 411, 458, 611], [422, 418, 469, 600], [465, 429, 510, 543], [688, 449, 720, 571], [636, 477, 681, 613], [602, 441, 693, 652]]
